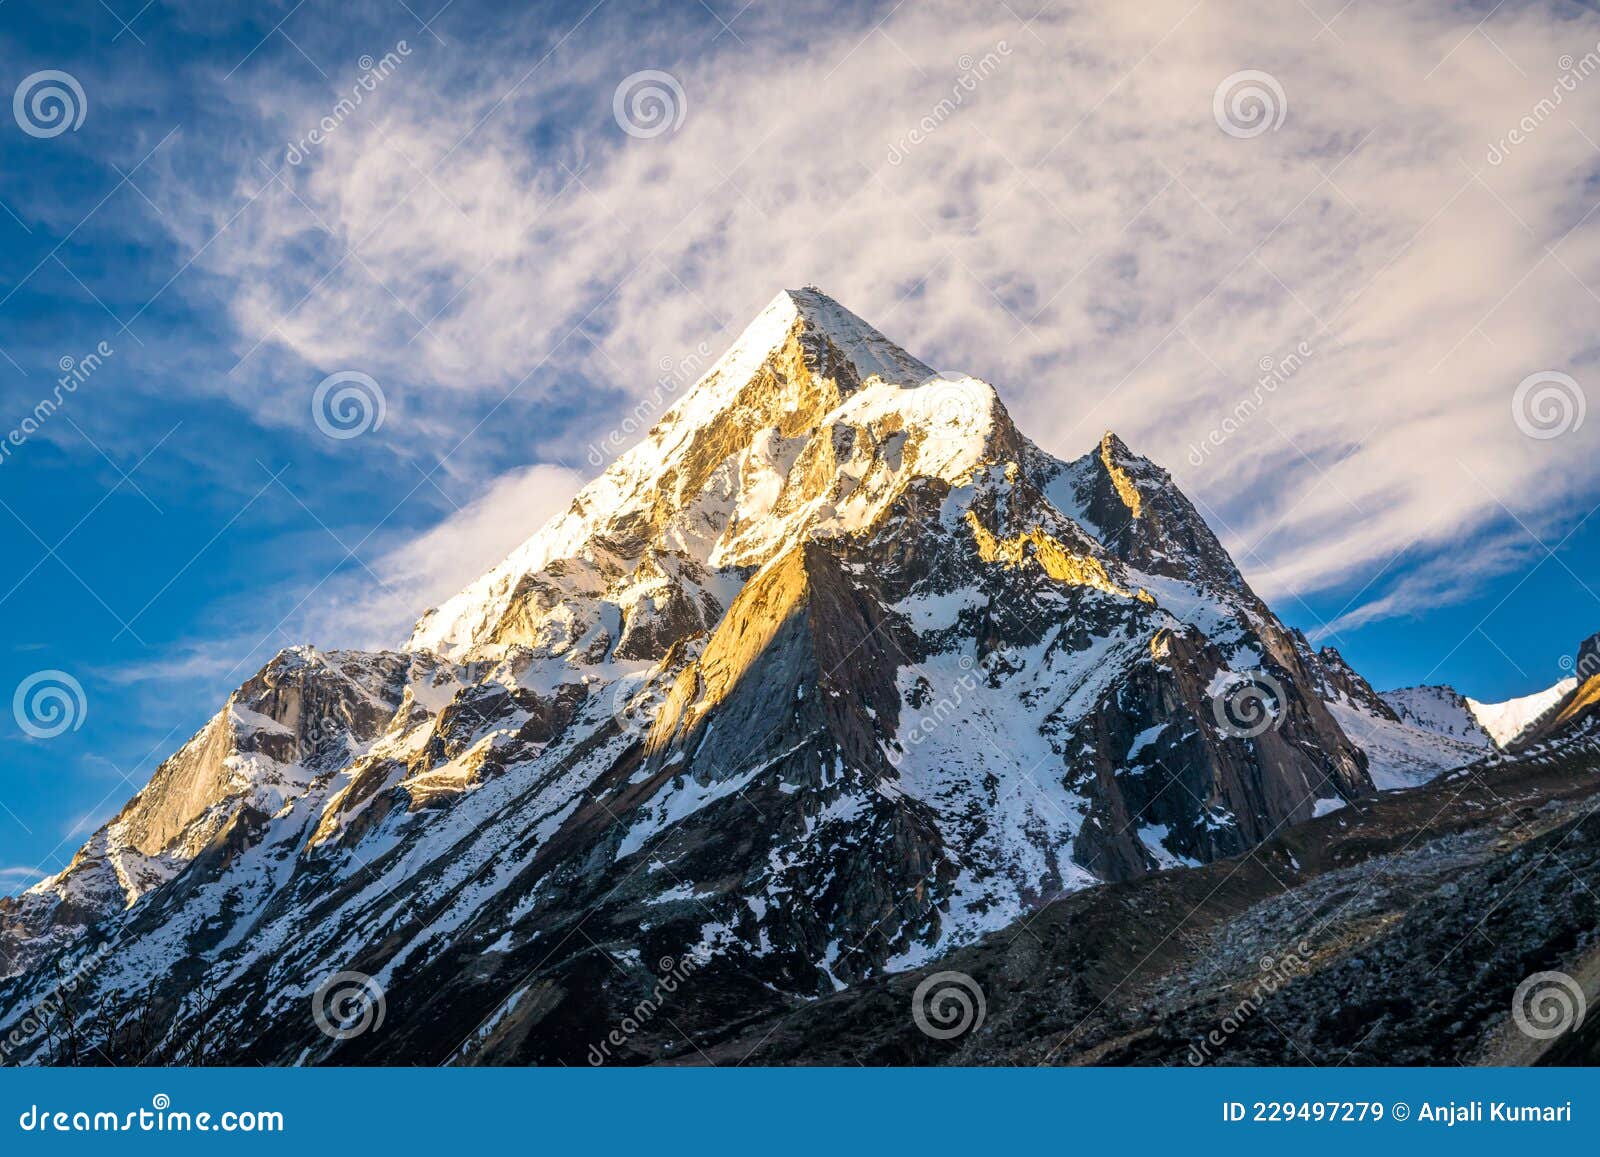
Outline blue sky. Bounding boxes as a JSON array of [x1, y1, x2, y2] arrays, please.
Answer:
[[1, 0, 1598, 881]]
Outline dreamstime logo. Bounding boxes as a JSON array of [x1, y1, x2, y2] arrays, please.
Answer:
[[613, 70, 687, 139], [12, 670, 87, 739], [891, 646, 1020, 767], [1210, 669, 1286, 739], [1512, 371, 1585, 440], [586, 948, 711, 1065], [1212, 70, 1287, 139], [1, 340, 113, 469], [310, 970, 386, 1040], [1488, 44, 1600, 165], [1559, 648, 1600, 682], [911, 970, 986, 1040], [294, 713, 351, 765], [0, 939, 113, 1063], [312, 371, 386, 440], [886, 41, 1012, 165], [16, 1094, 283, 1133], [915, 371, 988, 429], [1512, 970, 1586, 1040], [585, 341, 714, 467], [284, 43, 412, 166], [1188, 340, 1314, 466], [1187, 942, 1315, 1064], [13, 70, 87, 138], [608, 671, 669, 739]]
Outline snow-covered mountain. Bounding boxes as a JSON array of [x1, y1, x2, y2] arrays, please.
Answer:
[[1507, 632, 1600, 750], [1301, 648, 1486, 788], [1469, 680, 1578, 748], [2, 285, 1532, 1067], [1301, 638, 1600, 788], [1383, 685, 1497, 749]]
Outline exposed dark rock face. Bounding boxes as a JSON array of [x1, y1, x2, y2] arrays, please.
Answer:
[[1068, 625, 1365, 880], [0, 648, 431, 984], [1312, 645, 1399, 720], [1579, 632, 1600, 682], [702, 735, 1600, 1067], [1072, 431, 1245, 590]]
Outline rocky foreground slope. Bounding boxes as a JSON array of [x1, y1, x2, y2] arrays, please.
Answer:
[[711, 729, 1600, 1066], [0, 289, 1592, 1066]]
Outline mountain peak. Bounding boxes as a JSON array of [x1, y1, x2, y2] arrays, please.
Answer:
[[407, 289, 950, 657], [758, 286, 934, 387], [411, 293, 1266, 660], [1096, 431, 1149, 516], [1099, 429, 1135, 458], [7, 284, 1406, 1060], [1578, 630, 1599, 680]]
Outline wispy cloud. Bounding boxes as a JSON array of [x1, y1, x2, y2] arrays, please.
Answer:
[[293, 460, 584, 648], [127, 0, 1600, 642], [104, 459, 583, 707]]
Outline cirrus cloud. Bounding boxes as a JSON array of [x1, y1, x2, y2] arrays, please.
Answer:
[[148, 0, 1600, 634]]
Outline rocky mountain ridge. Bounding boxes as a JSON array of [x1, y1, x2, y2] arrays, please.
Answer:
[[0, 288, 1591, 1066]]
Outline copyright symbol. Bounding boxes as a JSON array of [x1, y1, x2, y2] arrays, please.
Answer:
[[1391, 1102, 1410, 1121]]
